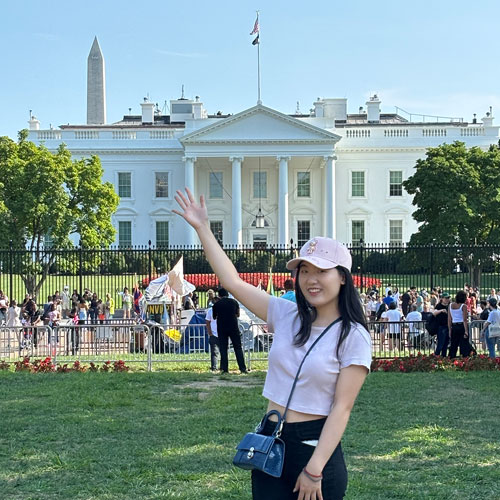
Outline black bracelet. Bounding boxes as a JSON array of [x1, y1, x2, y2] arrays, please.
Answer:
[[302, 468, 322, 482]]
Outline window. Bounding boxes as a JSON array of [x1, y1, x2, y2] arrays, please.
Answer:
[[389, 220, 403, 244], [389, 171, 403, 197], [351, 220, 365, 244], [118, 172, 132, 198], [118, 221, 132, 247], [351, 171, 365, 197], [253, 234, 267, 250], [156, 221, 169, 247], [209, 172, 223, 199], [297, 220, 311, 247], [44, 233, 54, 249], [253, 171, 267, 199], [155, 172, 169, 198], [297, 172, 311, 197], [210, 221, 223, 243]]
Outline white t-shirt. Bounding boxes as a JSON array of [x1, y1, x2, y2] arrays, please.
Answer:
[[382, 309, 403, 334], [487, 309, 500, 325], [406, 311, 422, 333], [205, 307, 218, 337], [263, 296, 372, 416]]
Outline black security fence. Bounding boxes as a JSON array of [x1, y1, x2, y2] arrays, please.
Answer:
[[0, 243, 500, 308]]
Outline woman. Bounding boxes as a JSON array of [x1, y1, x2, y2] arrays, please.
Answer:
[[89, 293, 99, 324], [480, 297, 500, 359], [122, 287, 132, 319], [6, 300, 22, 327], [105, 293, 115, 319], [173, 188, 371, 500], [448, 290, 471, 358]]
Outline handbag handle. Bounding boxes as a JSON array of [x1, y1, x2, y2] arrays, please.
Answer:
[[256, 409, 283, 437], [281, 317, 342, 425]]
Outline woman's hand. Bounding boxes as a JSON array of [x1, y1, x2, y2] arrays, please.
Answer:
[[293, 471, 323, 500], [172, 188, 208, 230]]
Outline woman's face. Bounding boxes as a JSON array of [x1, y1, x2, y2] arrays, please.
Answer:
[[297, 262, 344, 309]]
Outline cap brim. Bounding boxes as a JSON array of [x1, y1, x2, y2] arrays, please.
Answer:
[[286, 256, 338, 271]]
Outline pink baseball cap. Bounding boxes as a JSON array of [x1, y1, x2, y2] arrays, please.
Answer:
[[286, 237, 352, 271]]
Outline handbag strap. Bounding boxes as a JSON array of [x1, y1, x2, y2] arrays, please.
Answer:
[[281, 316, 342, 427]]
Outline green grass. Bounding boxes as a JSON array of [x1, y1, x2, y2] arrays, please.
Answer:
[[0, 370, 499, 499]]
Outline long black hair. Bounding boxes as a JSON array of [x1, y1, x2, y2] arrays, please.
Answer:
[[294, 264, 369, 358]]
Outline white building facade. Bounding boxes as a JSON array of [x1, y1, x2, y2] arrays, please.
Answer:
[[28, 96, 500, 247]]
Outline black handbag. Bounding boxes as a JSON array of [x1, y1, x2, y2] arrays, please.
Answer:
[[233, 317, 341, 477]]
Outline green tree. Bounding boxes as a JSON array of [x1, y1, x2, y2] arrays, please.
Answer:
[[0, 131, 119, 299], [403, 140, 500, 285]]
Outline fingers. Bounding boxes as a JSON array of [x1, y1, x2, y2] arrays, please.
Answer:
[[174, 191, 188, 210], [185, 186, 195, 203], [200, 194, 206, 208]]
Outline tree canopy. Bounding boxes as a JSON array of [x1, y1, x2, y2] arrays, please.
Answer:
[[403, 140, 500, 285], [403, 141, 500, 245], [0, 130, 119, 298]]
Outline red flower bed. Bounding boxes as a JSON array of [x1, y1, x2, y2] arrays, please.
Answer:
[[6, 357, 130, 373], [143, 273, 381, 291], [371, 353, 500, 373]]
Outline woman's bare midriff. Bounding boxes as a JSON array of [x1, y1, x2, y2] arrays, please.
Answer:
[[266, 400, 327, 422]]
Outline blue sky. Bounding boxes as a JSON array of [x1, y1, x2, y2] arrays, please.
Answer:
[[2, 0, 500, 139]]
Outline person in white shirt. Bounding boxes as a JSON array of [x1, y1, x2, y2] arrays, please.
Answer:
[[205, 300, 220, 371], [406, 304, 423, 349], [174, 188, 371, 500], [382, 301, 404, 351]]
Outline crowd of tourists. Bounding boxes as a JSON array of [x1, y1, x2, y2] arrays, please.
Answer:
[[359, 284, 500, 358]]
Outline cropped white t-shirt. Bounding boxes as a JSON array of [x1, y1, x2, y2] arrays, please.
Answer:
[[262, 296, 372, 416]]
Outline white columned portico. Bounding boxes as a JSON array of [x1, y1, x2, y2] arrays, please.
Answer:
[[325, 155, 337, 238], [183, 156, 196, 245], [277, 156, 290, 245], [230, 156, 243, 246]]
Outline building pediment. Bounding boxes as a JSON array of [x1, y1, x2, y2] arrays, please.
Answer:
[[181, 104, 341, 145]]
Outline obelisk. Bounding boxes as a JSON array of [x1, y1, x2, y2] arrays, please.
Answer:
[[87, 36, 106, 124]]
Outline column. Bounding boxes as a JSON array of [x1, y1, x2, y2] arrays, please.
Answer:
[[182, 156, 196, 246], [325, 155, 337, 238], [277, 156, 290, 246], [230, 156, 243, 246]]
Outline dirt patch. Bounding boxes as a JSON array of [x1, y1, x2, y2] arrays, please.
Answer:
[[174, 379, 261, 390]]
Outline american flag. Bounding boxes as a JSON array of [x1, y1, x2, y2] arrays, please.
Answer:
[[249, 15, 259, 35]]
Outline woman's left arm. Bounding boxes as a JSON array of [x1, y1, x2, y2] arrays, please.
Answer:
[[293, 365, 368, 499]]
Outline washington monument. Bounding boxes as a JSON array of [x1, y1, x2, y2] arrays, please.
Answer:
[[87, 36, 106, 124]]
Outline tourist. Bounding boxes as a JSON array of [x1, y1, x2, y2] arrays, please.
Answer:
[[88, 293, 98, 324], [206, 289, 216, 307], [6, 300, 21, 327], [0, 290, 10, 324], [448, 290, 471, 358], [105, 292, 114, 319], [406, 304, 423, 349], [401, 289, 411, 316], [173, 188, 371, 499], [382, 290, 395, 307], [204, 296, 220, 372], [281, 278, 297, 303], [433, 293, 450, 357], [212, 288, 247, 374], [61, 286, 71, 318], [481, 297, 500, 359], [122, 287, 132, 319], [382, 300, 404, 351]]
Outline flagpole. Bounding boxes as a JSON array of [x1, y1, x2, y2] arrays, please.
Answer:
[[256, 11, 261, 105]]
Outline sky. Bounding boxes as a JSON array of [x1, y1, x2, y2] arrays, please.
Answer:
[[2, 0, 500, 139]]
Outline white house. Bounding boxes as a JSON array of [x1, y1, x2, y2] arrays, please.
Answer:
[[27, 41, 500, 247]]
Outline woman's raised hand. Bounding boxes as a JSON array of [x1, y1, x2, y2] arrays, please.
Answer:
[[172, 188, 208, 230]]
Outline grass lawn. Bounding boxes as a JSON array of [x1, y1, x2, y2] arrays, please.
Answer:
[[0, 370, 499, 499]]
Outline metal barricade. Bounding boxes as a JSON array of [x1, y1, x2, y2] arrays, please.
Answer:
[[51, 321, 151, 368], [0, 325, 54, 360], [243, 322, 273, 371]]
